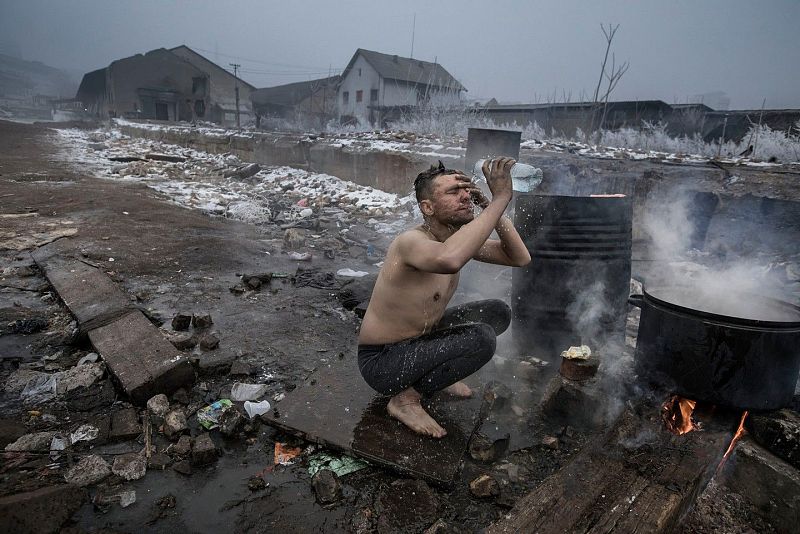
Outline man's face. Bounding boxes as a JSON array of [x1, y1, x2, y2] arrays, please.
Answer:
[[422, 173, 475, 226]]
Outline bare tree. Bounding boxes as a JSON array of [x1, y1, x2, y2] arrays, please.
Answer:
[[589, 24, 630, 135]]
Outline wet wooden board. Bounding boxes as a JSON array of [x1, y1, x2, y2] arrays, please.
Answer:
[[489, 407, 732, 533], [88, 310, 195, 404], [262, 358, 483, 487]]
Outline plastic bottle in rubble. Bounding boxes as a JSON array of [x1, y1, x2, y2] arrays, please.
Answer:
[[473, 159, 544, 193]]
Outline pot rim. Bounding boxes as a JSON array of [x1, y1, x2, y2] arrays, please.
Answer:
[[640, 285, 800, 328]]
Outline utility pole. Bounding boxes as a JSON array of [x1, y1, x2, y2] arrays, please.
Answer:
[[229, 63, 241, 129]]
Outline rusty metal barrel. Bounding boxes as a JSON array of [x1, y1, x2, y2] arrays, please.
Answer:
[[512, 194, 633, 361]]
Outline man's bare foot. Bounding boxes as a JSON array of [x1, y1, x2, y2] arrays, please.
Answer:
[[387, 389, 447, 438], [443, 381, 473, 398]]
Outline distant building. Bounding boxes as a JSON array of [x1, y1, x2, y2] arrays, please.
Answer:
[[75, 46, 253, 126], [483, 100, 673, 136], [250, 75, 340, 130], [169, 45, 255, 126], [337, 48, 466, 126]]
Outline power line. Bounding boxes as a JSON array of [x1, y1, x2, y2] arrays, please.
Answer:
[[187, 43, 332, 72]]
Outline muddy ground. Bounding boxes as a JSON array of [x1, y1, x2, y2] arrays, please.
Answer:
[[0, 119, 792, 533], [0, 120, 589, 532]]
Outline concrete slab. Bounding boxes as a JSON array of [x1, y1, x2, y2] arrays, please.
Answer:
[[262, 358, 482, 487], [88, 311, 195, 404], [30, 253, 134, 333]]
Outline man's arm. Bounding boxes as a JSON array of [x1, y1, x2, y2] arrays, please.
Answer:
[[474, 215, 532, 267], [399, 158, 516, 274], [398, 193, 511, 274]]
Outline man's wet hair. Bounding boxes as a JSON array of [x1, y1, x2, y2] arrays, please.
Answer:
[[414, 160, 463, 202]]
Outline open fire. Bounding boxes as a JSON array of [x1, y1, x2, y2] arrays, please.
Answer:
[[662, 394, 702, 435]]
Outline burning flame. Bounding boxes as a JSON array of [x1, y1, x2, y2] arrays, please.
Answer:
[[716, 410, 749, 476], [662, 395, 702, 435]]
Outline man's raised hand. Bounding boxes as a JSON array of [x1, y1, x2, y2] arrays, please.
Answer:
[[481, 157, 515, 202]]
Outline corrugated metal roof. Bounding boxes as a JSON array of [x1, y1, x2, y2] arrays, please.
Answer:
[[342, 48, 465, 91]]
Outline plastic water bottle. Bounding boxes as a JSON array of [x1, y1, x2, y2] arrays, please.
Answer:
[[473, 159, 544, 193]]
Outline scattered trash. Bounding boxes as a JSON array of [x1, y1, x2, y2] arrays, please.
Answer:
[[197, 399, 233, 430], [231, 382, 268, 402], [70, 424, 99, 444], [288, 251, 312, 261], [561, 345, 592, 360], [50, 435, 68, 459], [274, 442, 303, 465], [20, 373, 57, 404], [244, 400, 271, 419], [294, 268, 342, 289], [299, 208, 313, 218], [78, 352, 100, 365], [336, 268, 369, 277], [307, 451, 368, 477]]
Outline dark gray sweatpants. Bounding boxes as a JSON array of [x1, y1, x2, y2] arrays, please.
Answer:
[[357, 299, 510, 396]]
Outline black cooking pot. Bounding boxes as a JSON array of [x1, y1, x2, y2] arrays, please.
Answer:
[[631, 286, 800, 410]]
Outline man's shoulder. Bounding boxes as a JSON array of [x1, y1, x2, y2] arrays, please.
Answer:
[[394, 227, 427, 246]]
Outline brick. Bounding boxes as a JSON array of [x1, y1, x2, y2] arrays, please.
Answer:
[[88, 311, 195, 404]]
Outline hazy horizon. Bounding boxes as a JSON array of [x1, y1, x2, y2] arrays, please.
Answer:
[[1, 0, 797, 110]]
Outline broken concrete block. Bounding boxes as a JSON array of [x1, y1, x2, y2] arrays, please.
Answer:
[[229, 361, 253, 377], [147, 394, 170, 418], [172, 460, 192, 475], [541, 436, 560, 450], [0, 484, 85, 534], [312, 469, 341, 504], [469, 474, 500, 498], [109, 408, 141, 441], [64, 454, 112, 486], [540, 376, 605, 429], [724, 437, 800, 534], [30, 257, 134, 333], [173, 435, 192, 457], [167, 332, 197, 350], [164, 410, 188, 438], [747, 409, 800, 470], [5, 431, 56, 452], [199, 333, 219, 350], [219, 407, 244, 437], [148, 452, 172, 470], [57, 362, 105, 394], [192, 313, 213, 329], [469, 433, 496, 463], [112, 452, 147, 481], [171, 387, 190, 405], [64, 378, 115, 412], [191, 433, 218, 465], [171, 313, 192, 331], [88, 311, 195, 404]]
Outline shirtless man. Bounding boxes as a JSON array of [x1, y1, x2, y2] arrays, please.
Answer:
[[357, 158, 531, 438]]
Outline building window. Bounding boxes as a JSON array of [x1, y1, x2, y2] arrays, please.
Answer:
[[192, 77, 207, 96], [342, 91, 349, 104], [356, 90, 363, 103], [358, 68, 362, 77], [370, 89, 378, 102]]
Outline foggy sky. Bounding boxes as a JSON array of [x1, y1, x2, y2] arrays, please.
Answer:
[[1, 0, 798, 110]]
